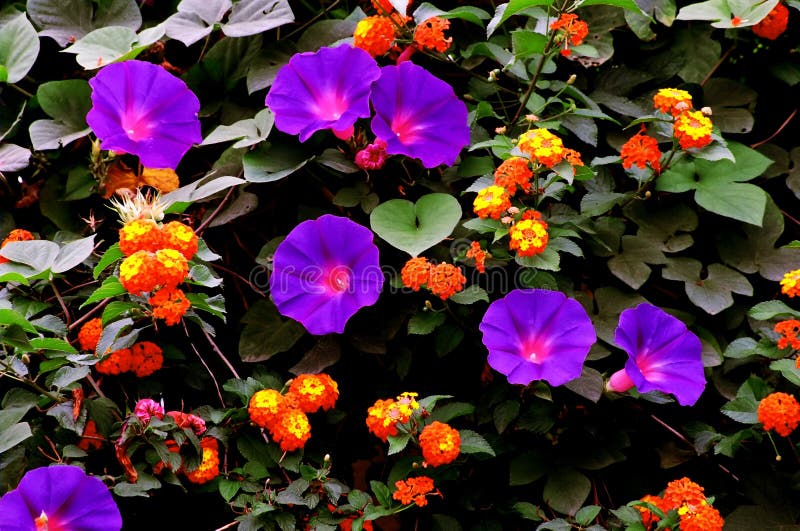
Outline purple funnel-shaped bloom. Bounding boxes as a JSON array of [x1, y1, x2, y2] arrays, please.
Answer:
[[270, 214, 384, 335], [266, 44, 381, 142], [87, 60, 201, 169], [0, 465, 122, 531], [370, 61, 470, 168], [479, 289, 596, 387], [607, 303, 705, 406]]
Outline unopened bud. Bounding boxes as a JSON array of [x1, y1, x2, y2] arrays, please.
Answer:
[[495, 126, 507, 135], [525, 114, 539, 122], [700, 106, 713, 115], [566, 74, 577, 85], [507, 206, 520, 215]]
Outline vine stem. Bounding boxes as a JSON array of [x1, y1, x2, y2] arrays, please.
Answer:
[[202, 326, 241, 380], [50, 280, 72, 326], [750, 108, 798, 149], [183, 322, 226, 408], [196, 186, 236, 236]]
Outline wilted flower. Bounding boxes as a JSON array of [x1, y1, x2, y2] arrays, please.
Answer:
[[269, 215, 384, 335], [134, 398, 165, 424], [0, 465, 122, 530], [479, 289, 596, 386], [607, 303, 705, 406], [86, 60, 202, 169], [266, 44, 381, 142], [370, 61, 469, 168], [355, 138, 389, 170], [168, 411, 207, 435]]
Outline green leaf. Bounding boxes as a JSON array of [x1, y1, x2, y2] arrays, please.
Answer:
[[27, 0, 142, 47], [607, 235, 666, 289], [720, 397, 759, 424], [0, 143, 31, 172], [81, 276, 126, 308], [428, 401, 475, 423], [0, 10, 40, 84], [370, 194, 462, 257], [486, 0, 553, 38], [510, 451, 548, 485], [769, 359, 800, 387], [164, 0, 231, 46], [412, 3, 491, 26], [238, 300, 305, 362], [222, 0, 295, 37], [0, 422, 32, 454], [95, 317, 137, 356], [52, 235, 95, 273], [29, 79, 92, 150], [29, 338, 78, 355], [575, 505, 602, 526], [672, 27, 720, 84], [243, 143, 312, 183], [543, 468, 591, 516], [63, 25, 164, 70], [202, 108, 274, 149], [511, 30, 548, 57], [93, 243, 123, 279], [748, 301, 800, 320], [370, 480, 393, 507], [387, 433, 411, 455], [0, 240, 59, 272], [448, 285, 489, 305], [50, 365, 90, 389], [580, 0, 644, 11], [676, 0, 779, 27], [564, 367, 604, 403], [493, 400, 520, 433], [458, 429, 495, 456], [662, 258, 752, 315], [0, 309, 37, 333], [408, 311, 446, 335]]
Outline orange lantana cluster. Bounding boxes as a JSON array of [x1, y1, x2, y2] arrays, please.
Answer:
[[775, 320, 800, 351], [353, 0, 451, 58], [76, 318, 163, 376], [635, 477, 724, 531], [652, 88, 714, 150], [418, 420, 461, 467], [393, 476, 439, 507], [758, 392, 800, 437], [549, 13, 589, 56], [517, 128, 583, 169], [752, 2, 789, 40], [365, 392, 421, 441], [781, 268, 800, 298], [247, 373, 339, 452], [400, 257, 466, 300], [508, 210, 549, 258], [118, 219, 198, 326], [620, 126, 661, 173]]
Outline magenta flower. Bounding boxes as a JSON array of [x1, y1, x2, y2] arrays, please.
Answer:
[[134, 398, 164, 425], [369, 61, 470, 168], [479, 289, 596, 386], [355, 138, 389, 170], [607, 303, 705, 406], [266, 44, 381, 142], [0, 465, 122, 530], [86, 60, 202, 169], [270, 214, 384, 335], [168, 411, 207, 435]]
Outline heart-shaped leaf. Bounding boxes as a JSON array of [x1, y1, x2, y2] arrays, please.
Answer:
[[370, 193, 462, 257]]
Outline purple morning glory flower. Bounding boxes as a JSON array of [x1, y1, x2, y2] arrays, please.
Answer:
[[86, 60, 202, 169], [369, 61, 470, 168], [607, 303, 705, 406], [0, 465, 122, 530], [266, 44, 381, 142], [479, 289, 596, 387], [269, 214, 384, 335]]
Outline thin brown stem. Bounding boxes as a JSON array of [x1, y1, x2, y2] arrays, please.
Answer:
[[700, 45, 737, 87], [51, 280, 72, 326], [184, 322, 226, 408], [196, 187, 236, 236], [750, 108, 798, 149], [202, 326, 241, 380], [68, 298, 112, 331]]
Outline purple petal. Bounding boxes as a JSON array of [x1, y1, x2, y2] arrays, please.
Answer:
[[370, 62, 470, 168], [86, 60, 201, 169], [0, 465, 122, 531], [266, 45, 381, 142], [614, 303, 706, 406], [270, 215, 384, 335], [479, 289, 596, 387]]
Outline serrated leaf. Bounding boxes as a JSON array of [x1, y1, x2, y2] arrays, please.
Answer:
[[408, 311, 446, 335], [81, 277, 126, 308], [387, 433, 411, 455], [543, 468, 591, 516], [458, 429, 495, 456], [448, 285, 489, 305]]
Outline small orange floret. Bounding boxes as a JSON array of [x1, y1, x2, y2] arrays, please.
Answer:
[[119, 219, 163, 256], [161, 221, 198, 260], [287, 373, 340, 413], [354, 16, 396, 57], [366, 398, 400, 442], [752, 2, 789, 40], [494, 157, 533, 194], [249, 389, 289, 430], [550, 13, 589, 49], [393, 476, 436, 507], [414, 17, 452, 53], [465, 241, 488, 273], [775, 320, 800, 350], [130, 341, 164, 377], [185, 437, 220, 484], [419, 421, 460, 467], [0, 229, 35, 264], [149, 287, 191, 326], [673, 110, 713, 150], [653, 88, 693, 117], [781, 269, 800, 298], [621, 129, 662, 172], [662, 477, 706, 510], [78, 317, 103, 352], [758, 392, 800, 437], [427, 263, 466, 300], [473, 185, 511, 220], [401, 257, 432, 291]]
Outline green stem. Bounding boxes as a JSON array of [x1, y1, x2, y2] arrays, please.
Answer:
[[9, 84, 34, 99]]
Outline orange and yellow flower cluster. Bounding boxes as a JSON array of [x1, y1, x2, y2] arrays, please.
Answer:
[[508, 210, 549, 258], [775, 320, 800, 351], [620, 126, 661, 173], [248, 373, 339, 452], [652, 88, 713, 150], [635, 477, 724, 531], [780, 268, 800, 298], [517, 128, 583, 169], [118, 219, 198, 326], [153, 436, 220, 485], [418, 420, 461, 467], [366, 392, 421, 442], [400, 257, 466, 300], [353, 0, 451, 58], [77, 318, 163, 377], [758, 392, 800, 437]]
